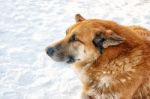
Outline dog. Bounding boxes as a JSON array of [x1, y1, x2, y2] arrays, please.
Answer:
[[46, 14, 150, 99]]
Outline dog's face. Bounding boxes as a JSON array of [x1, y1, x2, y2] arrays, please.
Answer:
[[46, 14, 124, 64]]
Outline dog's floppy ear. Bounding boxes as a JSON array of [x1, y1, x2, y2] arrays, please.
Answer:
[[75, 14, 85, 22], [93, 31, 124, 53]]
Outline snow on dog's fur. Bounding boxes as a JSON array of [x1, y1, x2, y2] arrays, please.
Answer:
[[46, 14, 150, 99]]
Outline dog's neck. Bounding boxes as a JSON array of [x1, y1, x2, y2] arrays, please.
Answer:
[[72, 43, 134, 84], [72, 61, 94, 84]]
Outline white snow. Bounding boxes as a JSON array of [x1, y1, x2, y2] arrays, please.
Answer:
[[0, 0, 150, 99]]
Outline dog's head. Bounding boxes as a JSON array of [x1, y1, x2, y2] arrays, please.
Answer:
[[46, 14, 125, 64]]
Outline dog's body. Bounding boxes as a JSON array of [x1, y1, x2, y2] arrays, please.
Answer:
[[46, 14, 150, 99]]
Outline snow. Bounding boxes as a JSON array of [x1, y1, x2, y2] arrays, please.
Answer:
[[0, 0, 150, 99]]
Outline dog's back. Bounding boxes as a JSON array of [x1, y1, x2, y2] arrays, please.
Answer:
[[128, 26, 150, 41], [127, 26, 150, 99]]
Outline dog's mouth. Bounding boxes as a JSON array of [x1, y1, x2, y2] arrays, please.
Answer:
[[66, 55, 81, 64], [66, 55, 76, 63]]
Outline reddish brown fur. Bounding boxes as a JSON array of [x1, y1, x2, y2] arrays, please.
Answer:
[[47, 14, 150, 99], [75, 20, 150, 99]]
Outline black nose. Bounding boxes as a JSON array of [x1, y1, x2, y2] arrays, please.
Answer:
[[46, 48, 55, 56]]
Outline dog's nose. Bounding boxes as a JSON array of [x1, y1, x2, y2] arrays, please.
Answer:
[[46, 47, 55, 56]]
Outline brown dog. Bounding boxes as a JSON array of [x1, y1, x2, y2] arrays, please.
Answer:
[[46, 14, 150, 99]]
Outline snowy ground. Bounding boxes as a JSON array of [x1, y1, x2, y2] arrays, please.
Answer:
[[0, 0, 150, 99]]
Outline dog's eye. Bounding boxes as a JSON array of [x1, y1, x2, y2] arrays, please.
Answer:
[[70, 34, 78, 42], [69, 34, 85, 44]]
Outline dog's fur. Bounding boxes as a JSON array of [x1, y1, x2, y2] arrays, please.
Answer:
[[46, 14, 150, 99]]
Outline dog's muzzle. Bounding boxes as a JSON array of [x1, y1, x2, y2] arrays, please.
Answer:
[[46, 47, 76, 64]]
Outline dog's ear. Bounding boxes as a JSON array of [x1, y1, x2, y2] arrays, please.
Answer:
[[103, 33, 124, 48], [75, 14, 85, 22], [93, 31, 124, 53]]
